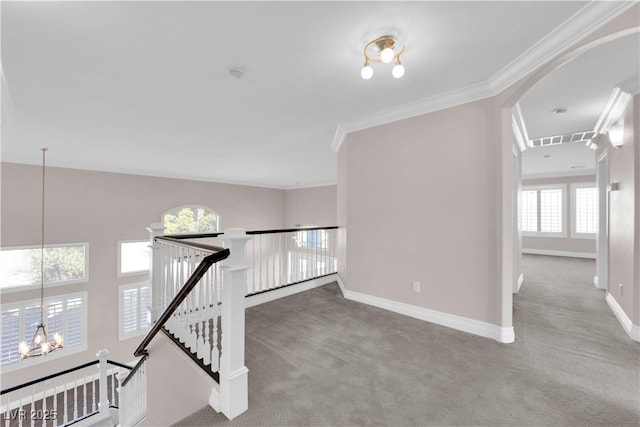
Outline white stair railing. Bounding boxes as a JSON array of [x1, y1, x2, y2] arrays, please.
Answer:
[[246, 227, 338, 294], [117, 357, 147, 427], [0, 350, 130, 427]]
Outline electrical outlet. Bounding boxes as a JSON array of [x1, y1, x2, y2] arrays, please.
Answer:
[[412, 281, 421, 293], [619, 283, 623, 296]]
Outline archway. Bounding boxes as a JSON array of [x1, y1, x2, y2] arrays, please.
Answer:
[[499, 24, 640, 339]]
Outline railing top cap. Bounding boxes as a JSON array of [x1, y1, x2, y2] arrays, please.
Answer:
[[155, 236, 225, 254]]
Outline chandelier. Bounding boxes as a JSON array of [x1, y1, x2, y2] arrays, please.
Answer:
[[361, 35, 406, 80], [19, 148, 63, 359]]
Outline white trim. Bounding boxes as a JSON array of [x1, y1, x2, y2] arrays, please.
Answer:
[[511, 103, 529, 152], [593, 87, 633, 135], [336, 274, 347, 295], [245, 274, 338, 308], [606, 293, 640, 342], [522, 169, 597, 180], [522, 249, 595, 259], [489, 2, 635, 93], [341, 286, 514, 343], [330, 2, 635, 153], [331, 81, 492, 152], [515, 273, 524, 294]]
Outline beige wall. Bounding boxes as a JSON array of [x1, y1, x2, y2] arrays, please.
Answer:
[[605, 96, 639, 325], [1, 163, 286, 386], [521, 174, 597, 256], [338, 6, 639, 336], [284, 185, 337, 228], [340, 98, 502, 325]]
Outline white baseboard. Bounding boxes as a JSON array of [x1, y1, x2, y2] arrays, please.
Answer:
[[514, 273, 524, 294], [245, 274, 339, 308], [340, 286, 514, 343], [522, 249, 596, 259], [606, 293, 640, 342]]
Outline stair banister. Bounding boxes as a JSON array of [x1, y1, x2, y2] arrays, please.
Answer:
[[133, 244, 230, 358], [216, 228, 251, 419]]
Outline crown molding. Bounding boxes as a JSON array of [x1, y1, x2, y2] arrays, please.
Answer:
[[521, 169, 596, 181], [331, 81, 493, 152], [593, 87, 633, 134], [489, 1, 637, 94], [332, 1, 638, 153]]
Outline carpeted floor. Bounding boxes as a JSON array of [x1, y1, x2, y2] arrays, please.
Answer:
[[174, 255, 640, 426]]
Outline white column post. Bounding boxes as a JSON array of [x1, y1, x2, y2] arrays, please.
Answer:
[[147, 222, 165, 323], [218, 228, 251, 420], [97, 349, 110, 415]]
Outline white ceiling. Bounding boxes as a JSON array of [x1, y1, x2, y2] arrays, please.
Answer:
[[2, 1, 633, 188], [520, 32, 640, 179]]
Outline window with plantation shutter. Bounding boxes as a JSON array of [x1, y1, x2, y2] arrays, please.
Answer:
[[119, 282, 151, 340], [540, 189, 563, 233], [521, 185, 566, 237], [1, 292, 87, 370], [1, 309, 20, 365], [521, 190, 538, 232], [571, 183, 597, 238], [66, 298, 84, 347]]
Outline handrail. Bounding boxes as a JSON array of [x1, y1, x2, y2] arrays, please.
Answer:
[[155, 235, 225, 253], [162, 226, 338, 241], [107, 359, 134, 370], [246, 225, 338, 235], [1, 360, 98, 395], [120, 353, 148, 387], [133, 248, 230, 358], [163, 232, 223, 240]]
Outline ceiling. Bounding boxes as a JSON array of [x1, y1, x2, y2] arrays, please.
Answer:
[[1, 1, 634, 189], [520, 32, 640, 179]]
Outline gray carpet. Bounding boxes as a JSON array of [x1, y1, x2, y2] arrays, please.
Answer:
[[174, 255, 640, 426]]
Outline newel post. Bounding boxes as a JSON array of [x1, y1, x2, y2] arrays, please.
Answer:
[[97, 349, 110, 415], [147, 222, 165, 324], [219, 228, 251, 420]]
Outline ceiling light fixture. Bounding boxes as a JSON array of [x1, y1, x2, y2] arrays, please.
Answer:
[[361, 35, 406, 80], [19, 148, 63, 359]]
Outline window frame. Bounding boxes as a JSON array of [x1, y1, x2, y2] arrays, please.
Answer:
[[0, 242, 90, 293], [570, 182, 597, 239], [521, 184, 567, 238], [117, 240, 151, 277], [1, 291, 88, 372], [118, 281, 151, 341]]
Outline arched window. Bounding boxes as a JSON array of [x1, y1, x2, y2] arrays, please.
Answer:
[[162, 206, 219, 235]]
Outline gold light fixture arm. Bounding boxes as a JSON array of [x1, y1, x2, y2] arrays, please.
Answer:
[[363, 35, 406, 64]]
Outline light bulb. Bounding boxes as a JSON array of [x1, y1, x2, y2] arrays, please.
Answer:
[[392, 63, 405, 78], [380, 47, 394, 63], [19, 342, 29, 356], [41, 341, 50, 354], [54, 333, 62, 346], [361, 65, 373, 80], [35, 334, 42, 345]]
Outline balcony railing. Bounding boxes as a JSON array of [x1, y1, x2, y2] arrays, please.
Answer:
[[0, 350, 130, 427]]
